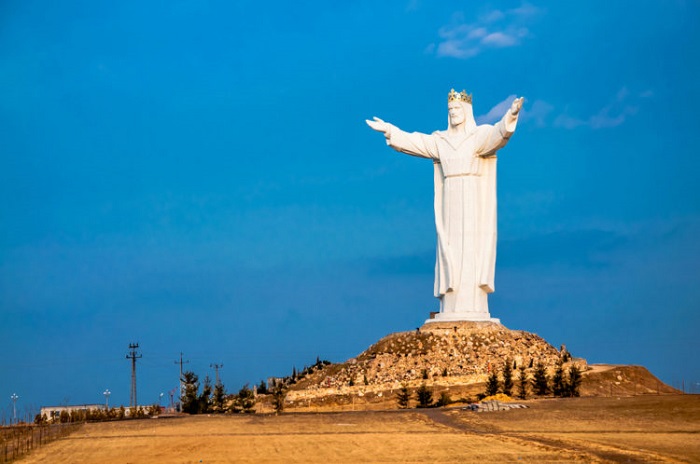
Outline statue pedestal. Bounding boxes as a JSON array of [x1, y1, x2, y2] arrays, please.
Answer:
[[424, 312, 501, 325]]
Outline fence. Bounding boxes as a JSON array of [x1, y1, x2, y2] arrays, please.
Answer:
[[0, 423, 82, 463]]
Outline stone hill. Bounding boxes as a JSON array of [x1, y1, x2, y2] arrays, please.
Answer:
[[286, 321, 586, 406], [280, 321, 678, 410]]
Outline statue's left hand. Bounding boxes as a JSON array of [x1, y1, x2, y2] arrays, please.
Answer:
[[510, 97, 524, 115], [366, 117, 390, 135]]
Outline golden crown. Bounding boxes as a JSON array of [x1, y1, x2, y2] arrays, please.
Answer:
[[448, 88, 472, 103]]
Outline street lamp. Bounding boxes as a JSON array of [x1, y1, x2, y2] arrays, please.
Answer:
[[159, 392, 164, 407], [103, 389, 111, 409], [11, 393, 18, 424]]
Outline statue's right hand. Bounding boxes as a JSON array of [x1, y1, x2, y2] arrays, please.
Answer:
[[366, 117, 389, 134]]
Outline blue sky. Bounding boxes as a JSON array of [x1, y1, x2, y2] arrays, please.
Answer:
[[2, 0, 699, 417]]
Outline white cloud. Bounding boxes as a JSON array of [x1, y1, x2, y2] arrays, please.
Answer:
[[436, 40, 479, 59], [433, 2, 541, 59], [468, 27, 488, 39], [552, 87, 644, 130], [468, 89, 641, 130], [476, 97, 555, 127], [589, 105, 638, 129], [522, 99, 554, 127], [508, 2, 541, 18], [482, 32, 518, 47], [616, 86, 629, 102], [476, 95, 517, 124], [553, 113, 586, 130], [479, 9, 504, 23]]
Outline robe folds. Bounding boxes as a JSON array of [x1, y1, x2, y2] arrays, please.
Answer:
[[385, 112, 518, 315]]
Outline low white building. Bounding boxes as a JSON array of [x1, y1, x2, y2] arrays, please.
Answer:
[[39, 404, 105, 421]]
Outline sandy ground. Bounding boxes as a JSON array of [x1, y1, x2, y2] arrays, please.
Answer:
[[16, 395, 699, 463]]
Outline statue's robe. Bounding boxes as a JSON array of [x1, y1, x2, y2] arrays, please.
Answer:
[[384, 112, 518, 318]]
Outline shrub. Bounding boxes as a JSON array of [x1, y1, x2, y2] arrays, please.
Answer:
[[416, 384, 433, 408], [485, 371, 500, 397], [436, 391, 451, 407], [396, 385, 411, 409], [271, 383, 286, 414]]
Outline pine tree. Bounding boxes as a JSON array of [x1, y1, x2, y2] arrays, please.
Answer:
[[236, 384, 256, 413], [531, 362, 549, 396], [199, 375, 213, 413], [565, 364, 583, 397], [416, 384, 433, 408], [257, 380, 268, 395], [212, 382, 226, 412], [517, 365, 528, 400], [485, 370, 500, 397], [181, 371, 200, 414], [272, 383, 286, 414], [502, 359, 514, 396], [396, 385, 411, 409], [552, 362, 565, 397]]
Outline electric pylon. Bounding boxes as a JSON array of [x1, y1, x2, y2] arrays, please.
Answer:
[[126, 343, 142, 408], [210, 363, 224, 386]]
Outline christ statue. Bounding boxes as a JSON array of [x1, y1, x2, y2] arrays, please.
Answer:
[[366, 89, 523, 323]]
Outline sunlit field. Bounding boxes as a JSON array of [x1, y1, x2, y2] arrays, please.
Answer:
[[15, 395, 700, 463]]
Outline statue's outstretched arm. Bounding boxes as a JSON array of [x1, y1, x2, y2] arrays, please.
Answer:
[[367, 117, 438, 160], [366, 117, 392, 136], [477, 96, 524, 156]]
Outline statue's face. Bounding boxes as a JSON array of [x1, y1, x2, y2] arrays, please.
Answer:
[[448, 102, 465, 127]]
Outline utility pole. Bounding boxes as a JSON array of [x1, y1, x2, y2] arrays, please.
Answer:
[[174, 352, 189, 404], [126, 343, 142, 409], [210, 363, 224, 386]]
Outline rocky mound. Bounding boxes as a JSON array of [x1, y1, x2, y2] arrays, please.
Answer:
[[288, 321, 584, 403], [581, 365, 679, 396]]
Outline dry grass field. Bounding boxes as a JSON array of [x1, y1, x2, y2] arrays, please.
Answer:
[[16, 395, 699, 463]]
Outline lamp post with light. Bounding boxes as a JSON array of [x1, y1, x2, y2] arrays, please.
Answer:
[[103, 389, 111, 410], [11, 393, 19, 424]]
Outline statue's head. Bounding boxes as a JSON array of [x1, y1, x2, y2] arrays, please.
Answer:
[[447, 89, 476, 132]]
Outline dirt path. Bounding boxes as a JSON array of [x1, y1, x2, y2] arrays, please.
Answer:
[[419, 407, 690, 463], [420, 408, 610, 462]]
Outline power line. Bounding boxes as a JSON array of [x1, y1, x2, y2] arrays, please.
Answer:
[[126, 343, 142, 408]]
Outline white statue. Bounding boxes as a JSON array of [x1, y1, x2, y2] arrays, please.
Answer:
[[367, 89, 524, 323]]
